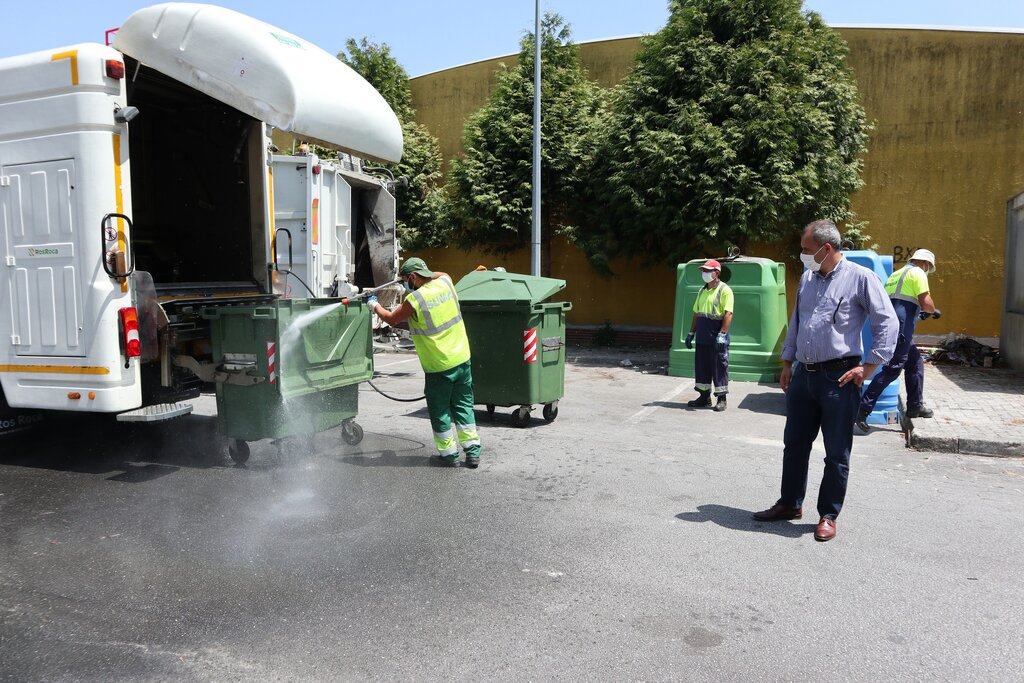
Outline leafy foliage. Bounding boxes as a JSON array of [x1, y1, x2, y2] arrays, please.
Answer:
[[578, 0, 871, 270], [449, 14, 606, 264], [338, 38, 450, 249]]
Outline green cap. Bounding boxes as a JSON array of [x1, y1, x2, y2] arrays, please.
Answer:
[[399, 257, 434, 278]]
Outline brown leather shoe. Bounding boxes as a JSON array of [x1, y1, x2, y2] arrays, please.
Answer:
[[814, 517, 837, 542], [752, 504, 802, 521]]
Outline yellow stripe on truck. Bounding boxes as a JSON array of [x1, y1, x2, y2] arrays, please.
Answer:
[[0, 365, 110, 375], [51, 50, 79, 86], [112, 134, 127, 292], [268, 166, 276, 254]]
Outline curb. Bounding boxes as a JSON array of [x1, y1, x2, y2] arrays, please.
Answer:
[[908, 427, 1024, 458]]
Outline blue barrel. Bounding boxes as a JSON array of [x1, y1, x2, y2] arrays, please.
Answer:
[[843, 250, 900, 425]]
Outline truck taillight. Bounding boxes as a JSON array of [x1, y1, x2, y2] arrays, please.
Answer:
[[119, 307, 141, 358], [106, 59, 125, 79]]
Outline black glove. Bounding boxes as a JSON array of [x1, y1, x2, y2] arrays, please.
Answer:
[[685, 332, 694, 350], [918, 310, 929, 321], [932, 309, 941, 319]]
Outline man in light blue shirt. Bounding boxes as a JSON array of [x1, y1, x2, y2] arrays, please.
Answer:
[[753, 220, 898, 542]]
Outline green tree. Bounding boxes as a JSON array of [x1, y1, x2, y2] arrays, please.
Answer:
[[449, 14, 606, 274], [338, 38, 450, 249], [579, 0, 870, 270]]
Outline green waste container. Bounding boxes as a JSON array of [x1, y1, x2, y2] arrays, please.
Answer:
[[455, 270, 572, 427], [669, 257, 788, 382], [203, 298, 373, 462]]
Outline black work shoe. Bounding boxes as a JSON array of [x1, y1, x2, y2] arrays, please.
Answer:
[[713, 396, 727, 412], [906, 404, 934, 418], [430, 455, 461, 468], [464, 456, 480, 469], [687, 393, 712, 408]]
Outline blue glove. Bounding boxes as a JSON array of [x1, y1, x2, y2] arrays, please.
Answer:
[[932, 309, 941, 320], [366, 295, 378, 311], [716, 332, 728, 350], [919, 309, 941, 321], [685, 332, 694, 350]]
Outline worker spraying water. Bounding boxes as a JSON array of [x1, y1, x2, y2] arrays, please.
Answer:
[[367, 258, 482, 468]]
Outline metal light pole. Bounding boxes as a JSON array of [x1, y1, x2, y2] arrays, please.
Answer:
[[531, 0, 542, 276]]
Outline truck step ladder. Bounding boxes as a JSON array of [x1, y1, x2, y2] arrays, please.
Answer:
[[116, 403, 194, 423]]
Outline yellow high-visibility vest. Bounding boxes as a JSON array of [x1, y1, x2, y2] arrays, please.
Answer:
[[406, 276, 471, 373], [886, 264, 929, 305], [693, 282, 734, 320]]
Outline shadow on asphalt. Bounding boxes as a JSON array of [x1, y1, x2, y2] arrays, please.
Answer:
[[401, 405, 557, 430], [0, 412, 230, 480], [340, 448, 432, 468], [736, 392, 787, 416], [644, 401, 702, 411], [645, 392, 785, 414], [675, 504, 816, 538]]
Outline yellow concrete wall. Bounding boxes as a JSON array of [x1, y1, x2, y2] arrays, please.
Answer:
[[410, 28, 1024, 336], [840, 28, 1024, 337]]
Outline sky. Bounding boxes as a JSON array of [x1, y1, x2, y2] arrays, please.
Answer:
[[2, 1, 1024, 77]]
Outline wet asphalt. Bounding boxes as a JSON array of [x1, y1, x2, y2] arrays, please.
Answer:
[[1, 348, 1022, 681]]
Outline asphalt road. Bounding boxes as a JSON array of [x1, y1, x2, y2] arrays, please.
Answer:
[[1, 348, 1022, 681]]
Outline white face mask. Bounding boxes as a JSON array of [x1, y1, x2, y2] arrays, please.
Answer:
[[800, 244, 827, 272], [403, 279, 413, 292], [701, 271, 716, 284]]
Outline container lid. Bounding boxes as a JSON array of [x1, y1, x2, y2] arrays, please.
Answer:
[[114, 3, 403, 163], [455, 270, 566, 306]]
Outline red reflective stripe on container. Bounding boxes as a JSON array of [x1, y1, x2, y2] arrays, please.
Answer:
[[267, 341, 277, 384], [524, 329, 538, 363]]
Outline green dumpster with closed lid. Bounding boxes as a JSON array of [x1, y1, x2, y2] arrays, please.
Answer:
[[455, 270, 572, 427], [202, 298, 373, 462], [669, 256, 788, 382]]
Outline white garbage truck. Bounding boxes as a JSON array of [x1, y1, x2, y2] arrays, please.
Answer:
[[0, 3, 403, 435]]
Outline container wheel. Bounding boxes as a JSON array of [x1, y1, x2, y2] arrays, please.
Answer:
[[542, 402, 559, 422], [341, 420, 364, 445], [510, 406, 531, 428], [228, 439, 250, 464], [486, 405, 496, 420]]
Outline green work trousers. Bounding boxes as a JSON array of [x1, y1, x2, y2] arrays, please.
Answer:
[[424, 360, 481, 461]]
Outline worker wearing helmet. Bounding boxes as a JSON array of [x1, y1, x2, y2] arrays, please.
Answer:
[[685, 259, 734, 412], [856, 248, 940, 432], [367, 258, 481, 468]]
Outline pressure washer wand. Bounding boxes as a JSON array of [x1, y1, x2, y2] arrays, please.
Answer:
[[349, 278, 402, 300]]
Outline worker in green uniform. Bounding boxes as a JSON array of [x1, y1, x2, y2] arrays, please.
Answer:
[[368, 258, 481, 468], [685, 260, 734, 412]]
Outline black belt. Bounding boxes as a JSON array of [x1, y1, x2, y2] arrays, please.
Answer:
[[802, 356, 860, 372]]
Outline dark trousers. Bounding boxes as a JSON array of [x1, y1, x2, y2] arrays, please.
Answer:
[[779, 363, 860, 519], [859, 334, 925, 413], [694, 343, 729, 395]]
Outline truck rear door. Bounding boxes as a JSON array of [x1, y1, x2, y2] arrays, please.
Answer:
[[3, 159, 86, 357]]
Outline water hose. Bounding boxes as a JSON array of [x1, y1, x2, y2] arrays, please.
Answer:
[[367, 379, 425, 402]]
